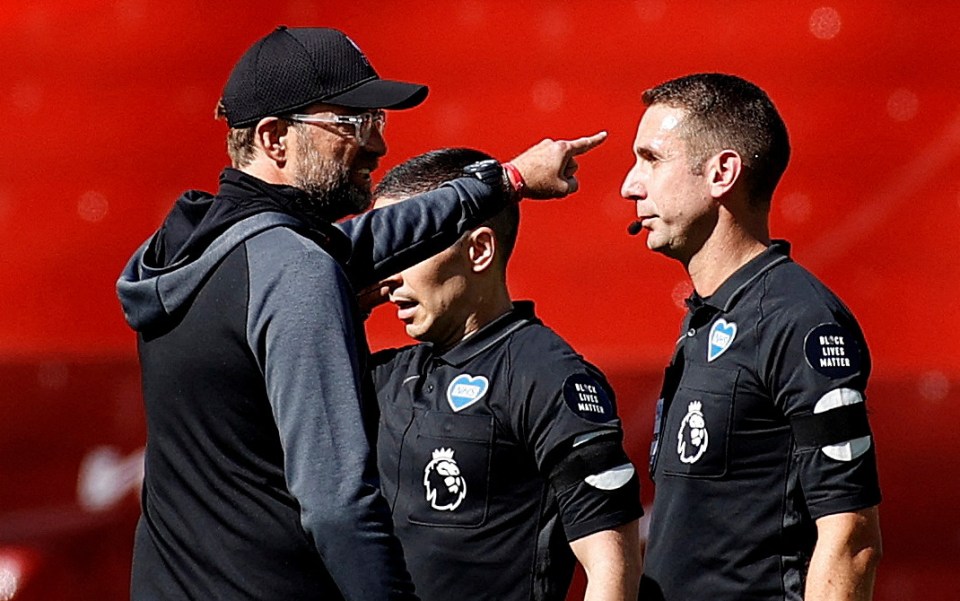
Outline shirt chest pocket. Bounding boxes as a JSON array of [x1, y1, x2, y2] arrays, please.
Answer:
[[404, 409, 494, 528], [657, 365, 739, 479]]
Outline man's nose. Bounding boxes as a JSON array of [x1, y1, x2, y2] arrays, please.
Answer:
[[380, 271, 403, 291], [620, 166, 645, 201], [363, 125, 387, 157]]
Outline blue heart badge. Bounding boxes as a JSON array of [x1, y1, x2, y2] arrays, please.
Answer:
[[707, 319, 737, 362], [446, 374, 490, 412]]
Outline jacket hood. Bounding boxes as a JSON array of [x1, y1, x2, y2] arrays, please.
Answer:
[[117, 212, 304, 332], [116, 168, 350, 332]]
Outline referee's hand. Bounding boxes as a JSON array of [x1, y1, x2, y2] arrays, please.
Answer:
[[509, 131, 607, 199]]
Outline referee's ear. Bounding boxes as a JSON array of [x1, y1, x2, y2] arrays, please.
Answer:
[[466, 226, 497, 274], [706, 149, 742, 200]]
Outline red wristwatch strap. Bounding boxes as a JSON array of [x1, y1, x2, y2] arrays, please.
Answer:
[[502, 162, 525, 199]]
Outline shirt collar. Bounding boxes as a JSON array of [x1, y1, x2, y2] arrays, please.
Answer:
[[432, 301, 538, 366], [686, 240, 793, 313]]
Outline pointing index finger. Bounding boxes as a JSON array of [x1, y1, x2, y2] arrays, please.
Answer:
[[567, 131, 608, 155]]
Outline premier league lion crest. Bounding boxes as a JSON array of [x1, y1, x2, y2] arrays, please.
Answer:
[[677, 401, 709, 464], [423, 448, 467, 511]]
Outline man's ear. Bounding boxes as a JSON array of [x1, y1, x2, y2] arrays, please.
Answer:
[[466, 227, 497, 273], [255, 117, 290, 165], [706, 149, 742, 200]]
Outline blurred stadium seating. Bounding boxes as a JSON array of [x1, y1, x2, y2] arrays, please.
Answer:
[[1, 1, 957, 599]]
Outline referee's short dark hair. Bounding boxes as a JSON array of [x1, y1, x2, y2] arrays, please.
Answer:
[[642, 73, 791, 207], [375, 148, 521, 265]]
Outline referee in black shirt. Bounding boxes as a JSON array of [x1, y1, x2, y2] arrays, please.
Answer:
[[367, 148, 643, 601], [621, 73, 882, 601]]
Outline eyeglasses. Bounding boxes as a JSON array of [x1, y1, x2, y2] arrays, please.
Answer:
[[286, 110, 386, 146]]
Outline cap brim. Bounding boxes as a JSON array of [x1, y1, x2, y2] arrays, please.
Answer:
[[327, 79, 429, 110]]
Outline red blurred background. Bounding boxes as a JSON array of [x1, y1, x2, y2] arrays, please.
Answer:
[[1, 1, 957, 599]]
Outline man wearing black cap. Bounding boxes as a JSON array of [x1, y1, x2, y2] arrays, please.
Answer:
[[116, 26, 605, 601]]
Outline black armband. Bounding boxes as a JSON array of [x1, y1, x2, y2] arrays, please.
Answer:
[[547, 434, 634, 492], [789, 402, 871, 451]]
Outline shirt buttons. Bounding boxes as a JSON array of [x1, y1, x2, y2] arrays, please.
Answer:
[[687, 328, 696, 337]]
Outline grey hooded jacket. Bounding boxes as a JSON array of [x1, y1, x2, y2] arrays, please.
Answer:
[[117, 169, 505, 601]]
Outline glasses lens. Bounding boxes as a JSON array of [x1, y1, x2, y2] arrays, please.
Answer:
[[357, 112, 385, 146]]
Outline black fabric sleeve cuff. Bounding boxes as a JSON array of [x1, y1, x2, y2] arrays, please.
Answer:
[[556, 472, 643, 543], [807, 490, 882, 521], [564, 506, 644, 543]]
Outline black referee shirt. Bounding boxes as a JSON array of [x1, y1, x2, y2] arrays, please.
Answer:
[[372, 302, 642, 601], [642, 241, 881, 601]]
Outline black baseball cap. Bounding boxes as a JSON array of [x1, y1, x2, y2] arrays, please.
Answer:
[[221, 26, 429, 128]]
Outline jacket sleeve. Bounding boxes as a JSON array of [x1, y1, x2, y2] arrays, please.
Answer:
[[338, 177, 509, 289], [245, 229, 417, 601]]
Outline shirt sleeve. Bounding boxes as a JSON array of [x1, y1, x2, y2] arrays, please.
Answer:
[[761, 290, 881, 519], [245, 229, 417, 601], [337, 177, 509, 289], [507, 334, 643, 541]]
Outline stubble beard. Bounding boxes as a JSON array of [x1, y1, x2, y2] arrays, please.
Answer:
[[291, 133, 372, 224]]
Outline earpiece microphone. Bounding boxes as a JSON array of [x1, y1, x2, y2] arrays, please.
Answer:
[[627, 221, 643, 236]]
